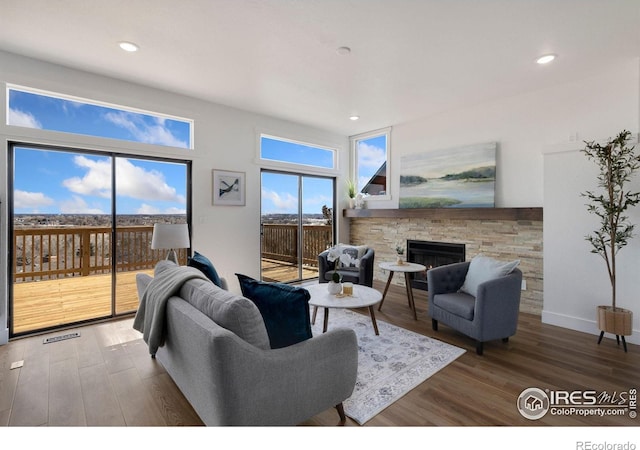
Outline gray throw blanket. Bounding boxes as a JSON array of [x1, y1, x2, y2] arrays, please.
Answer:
[[133, 265, 208, 355]]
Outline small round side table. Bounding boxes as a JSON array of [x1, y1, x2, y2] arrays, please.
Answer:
[[378, 261, 427, 320]]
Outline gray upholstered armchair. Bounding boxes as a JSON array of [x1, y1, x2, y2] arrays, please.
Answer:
[[427, 261, 522, 355], [318, 246, 375, 287]]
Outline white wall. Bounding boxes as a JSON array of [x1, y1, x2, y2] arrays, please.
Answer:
[[0, 50, 349, 344], [374, 57, 640, 344], [371, 58, 640, 210], [543, 146, 640, 345]]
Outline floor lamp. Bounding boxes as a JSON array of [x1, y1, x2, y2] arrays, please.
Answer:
[[151, 223, 190, 264]]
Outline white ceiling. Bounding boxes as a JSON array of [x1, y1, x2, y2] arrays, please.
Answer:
[[1, 0, 639, 136]]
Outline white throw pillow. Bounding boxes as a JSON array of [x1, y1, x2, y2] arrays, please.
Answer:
[[459, 255, 520, 297], [336, 244, 367, 268]]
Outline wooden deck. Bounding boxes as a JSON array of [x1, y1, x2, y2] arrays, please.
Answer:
[[11, 260, 318, 335], [260, 258, 318, 283], [12, 270, 152, 335]]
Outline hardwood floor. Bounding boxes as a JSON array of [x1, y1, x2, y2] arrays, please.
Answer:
[[0, 280, 637, 429]]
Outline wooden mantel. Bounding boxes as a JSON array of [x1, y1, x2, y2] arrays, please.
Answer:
[[343, 207, 543, 221]]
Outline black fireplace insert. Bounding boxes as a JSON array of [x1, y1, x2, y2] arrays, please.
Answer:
[[406, 240, 465, 291]]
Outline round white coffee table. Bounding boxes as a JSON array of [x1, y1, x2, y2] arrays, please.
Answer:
[[305, 283, 382, 335], [378, 261, 427, 320]]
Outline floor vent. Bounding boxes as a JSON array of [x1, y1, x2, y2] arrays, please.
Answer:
[[43, 332, 81, 344]]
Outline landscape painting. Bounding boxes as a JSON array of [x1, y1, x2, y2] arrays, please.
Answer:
[[399, 142, 496, 208]]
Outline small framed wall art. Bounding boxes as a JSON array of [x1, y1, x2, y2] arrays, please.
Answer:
[[212, 169, 245, 206]]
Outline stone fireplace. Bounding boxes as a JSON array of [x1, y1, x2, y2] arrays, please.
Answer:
[[345, 207, 543, 315], [406, 240, 466, 291]]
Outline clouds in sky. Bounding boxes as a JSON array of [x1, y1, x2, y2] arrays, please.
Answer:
[[137, 203, 186, 215], [9, 88, 190, 149], [60, 195, 105, 214], [8, 108, 42, 129], [262, 188, 297, 212], [14, 190, 54, 210], [104, 111, 188, 148], [15, 154, 186, 214], [357, 141, 387, 191], [357, 142, 386, 168], [63, 156, 186, 204]]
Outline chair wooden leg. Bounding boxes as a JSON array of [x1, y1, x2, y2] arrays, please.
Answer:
[[502, 337, 509, 343], [476, 341, 484, 356], [335, 403, 346, 425], [432, 319, 438, 331], [621, 336, 628, 353], [597, 331, 604, 345]]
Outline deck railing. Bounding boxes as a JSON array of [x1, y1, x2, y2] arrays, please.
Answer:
[[13, 223, 331, 282], [261, 224, 332, 267], [13, 225, 187, 282]]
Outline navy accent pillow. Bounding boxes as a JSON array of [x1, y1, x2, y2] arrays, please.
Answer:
[[187, 251, 223, 288], [235, 273, 312, 349]]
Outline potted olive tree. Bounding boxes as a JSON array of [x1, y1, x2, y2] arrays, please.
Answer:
[[581, 130, 640, 351]]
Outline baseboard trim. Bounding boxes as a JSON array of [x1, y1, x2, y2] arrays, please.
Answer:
[[542, 310, 639, 345], [0, 328, 8, 345]]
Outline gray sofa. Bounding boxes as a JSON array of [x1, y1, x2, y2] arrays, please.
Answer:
[[136, 262, 358, 426], [427, 261, 522, 355]]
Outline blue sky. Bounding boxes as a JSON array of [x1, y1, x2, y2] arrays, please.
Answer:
[[13, 148, 187, 215], [261, 171, 333, 215], [9, 89, 188, 215], [260, 136, 336, 215], [9, 89, 191, 148], [356, 134, 387, 192]]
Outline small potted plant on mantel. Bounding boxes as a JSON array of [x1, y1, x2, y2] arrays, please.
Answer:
[[581, 130, 640, 352], [346, 179, 357, 209]]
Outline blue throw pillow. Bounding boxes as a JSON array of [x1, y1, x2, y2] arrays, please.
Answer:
[[187, 251, 223, 288], [235, 273, 312, 349]]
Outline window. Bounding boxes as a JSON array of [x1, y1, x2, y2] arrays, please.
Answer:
[[260, 134, 336, 170], [7, 85, 193, 149], [352, 127, 391, 198]]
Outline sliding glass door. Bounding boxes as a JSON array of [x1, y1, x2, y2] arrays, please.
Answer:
[[9, 144, 189, 336], [260, 170, 334, 283]]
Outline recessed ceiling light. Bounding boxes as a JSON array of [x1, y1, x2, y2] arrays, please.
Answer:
[[536, 54, 556, 64], [119, 41, 139, 52], [337, 46, 351, 56], [349, 115, 360, 121]]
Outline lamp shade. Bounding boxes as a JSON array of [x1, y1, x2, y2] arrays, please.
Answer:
[[151, 223, 190, 250]]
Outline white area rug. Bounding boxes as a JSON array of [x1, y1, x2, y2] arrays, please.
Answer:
[[311, 307, 465, 425]]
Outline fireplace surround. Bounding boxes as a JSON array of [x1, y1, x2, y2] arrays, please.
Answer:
[[406, 240, 465, 291], [347, 211, 543, 315]]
